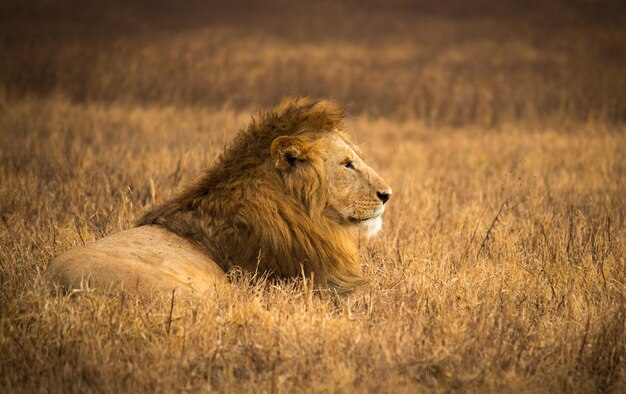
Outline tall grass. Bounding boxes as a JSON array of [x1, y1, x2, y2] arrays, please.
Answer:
[[1, 0, 625, 392]]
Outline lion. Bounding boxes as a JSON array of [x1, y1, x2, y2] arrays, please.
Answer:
[[45, 98, 392, 295]]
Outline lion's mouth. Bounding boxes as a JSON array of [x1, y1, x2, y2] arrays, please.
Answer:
[[348, 214, 380, 223]]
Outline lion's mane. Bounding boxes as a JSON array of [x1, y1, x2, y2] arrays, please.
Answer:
[[137, 98, 366, 293]]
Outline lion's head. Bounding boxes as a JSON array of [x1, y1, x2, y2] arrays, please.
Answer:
[[270, 132, 391, 239], [138, 97, 392, 293]]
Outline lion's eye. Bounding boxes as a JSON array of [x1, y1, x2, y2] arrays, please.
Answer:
[[343, 161, 354, 169]]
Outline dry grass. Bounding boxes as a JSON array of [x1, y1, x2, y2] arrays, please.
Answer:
[[1, 1, 625, 392]]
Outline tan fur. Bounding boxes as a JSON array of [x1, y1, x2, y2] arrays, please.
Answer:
[[138, 97, 392, 294], [45, 225, 227, 295]]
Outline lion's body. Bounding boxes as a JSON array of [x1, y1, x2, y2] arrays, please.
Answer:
[[46, 98, 391, 295], [45, 225, 227, 294]]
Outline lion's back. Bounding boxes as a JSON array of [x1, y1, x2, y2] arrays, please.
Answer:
[[45, 225, 227, 295]]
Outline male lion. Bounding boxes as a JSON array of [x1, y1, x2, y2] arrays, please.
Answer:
[[45, 98, 392, 295]]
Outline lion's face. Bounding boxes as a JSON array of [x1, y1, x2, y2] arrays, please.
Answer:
[[271, 132, 392, 238], [320, 134, 392, 238]]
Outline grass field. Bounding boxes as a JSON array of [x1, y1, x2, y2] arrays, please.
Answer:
[[1, 0, 625, 392]]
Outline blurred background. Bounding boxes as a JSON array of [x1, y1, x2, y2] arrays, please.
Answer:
[[2, 0, 625, 127]]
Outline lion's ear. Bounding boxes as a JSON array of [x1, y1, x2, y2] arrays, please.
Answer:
[[270, 136, 311, 170]]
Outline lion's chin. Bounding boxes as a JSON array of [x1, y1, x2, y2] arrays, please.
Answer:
[[359, 216, 383, 239]]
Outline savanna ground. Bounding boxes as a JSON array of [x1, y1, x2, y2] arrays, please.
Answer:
[[1, 0, 625, 392]]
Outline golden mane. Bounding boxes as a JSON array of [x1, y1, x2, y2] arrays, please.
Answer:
[[137, 98, 366, 293]]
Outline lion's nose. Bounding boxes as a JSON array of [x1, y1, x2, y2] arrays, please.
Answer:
[[376, 190, 391, 204]]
